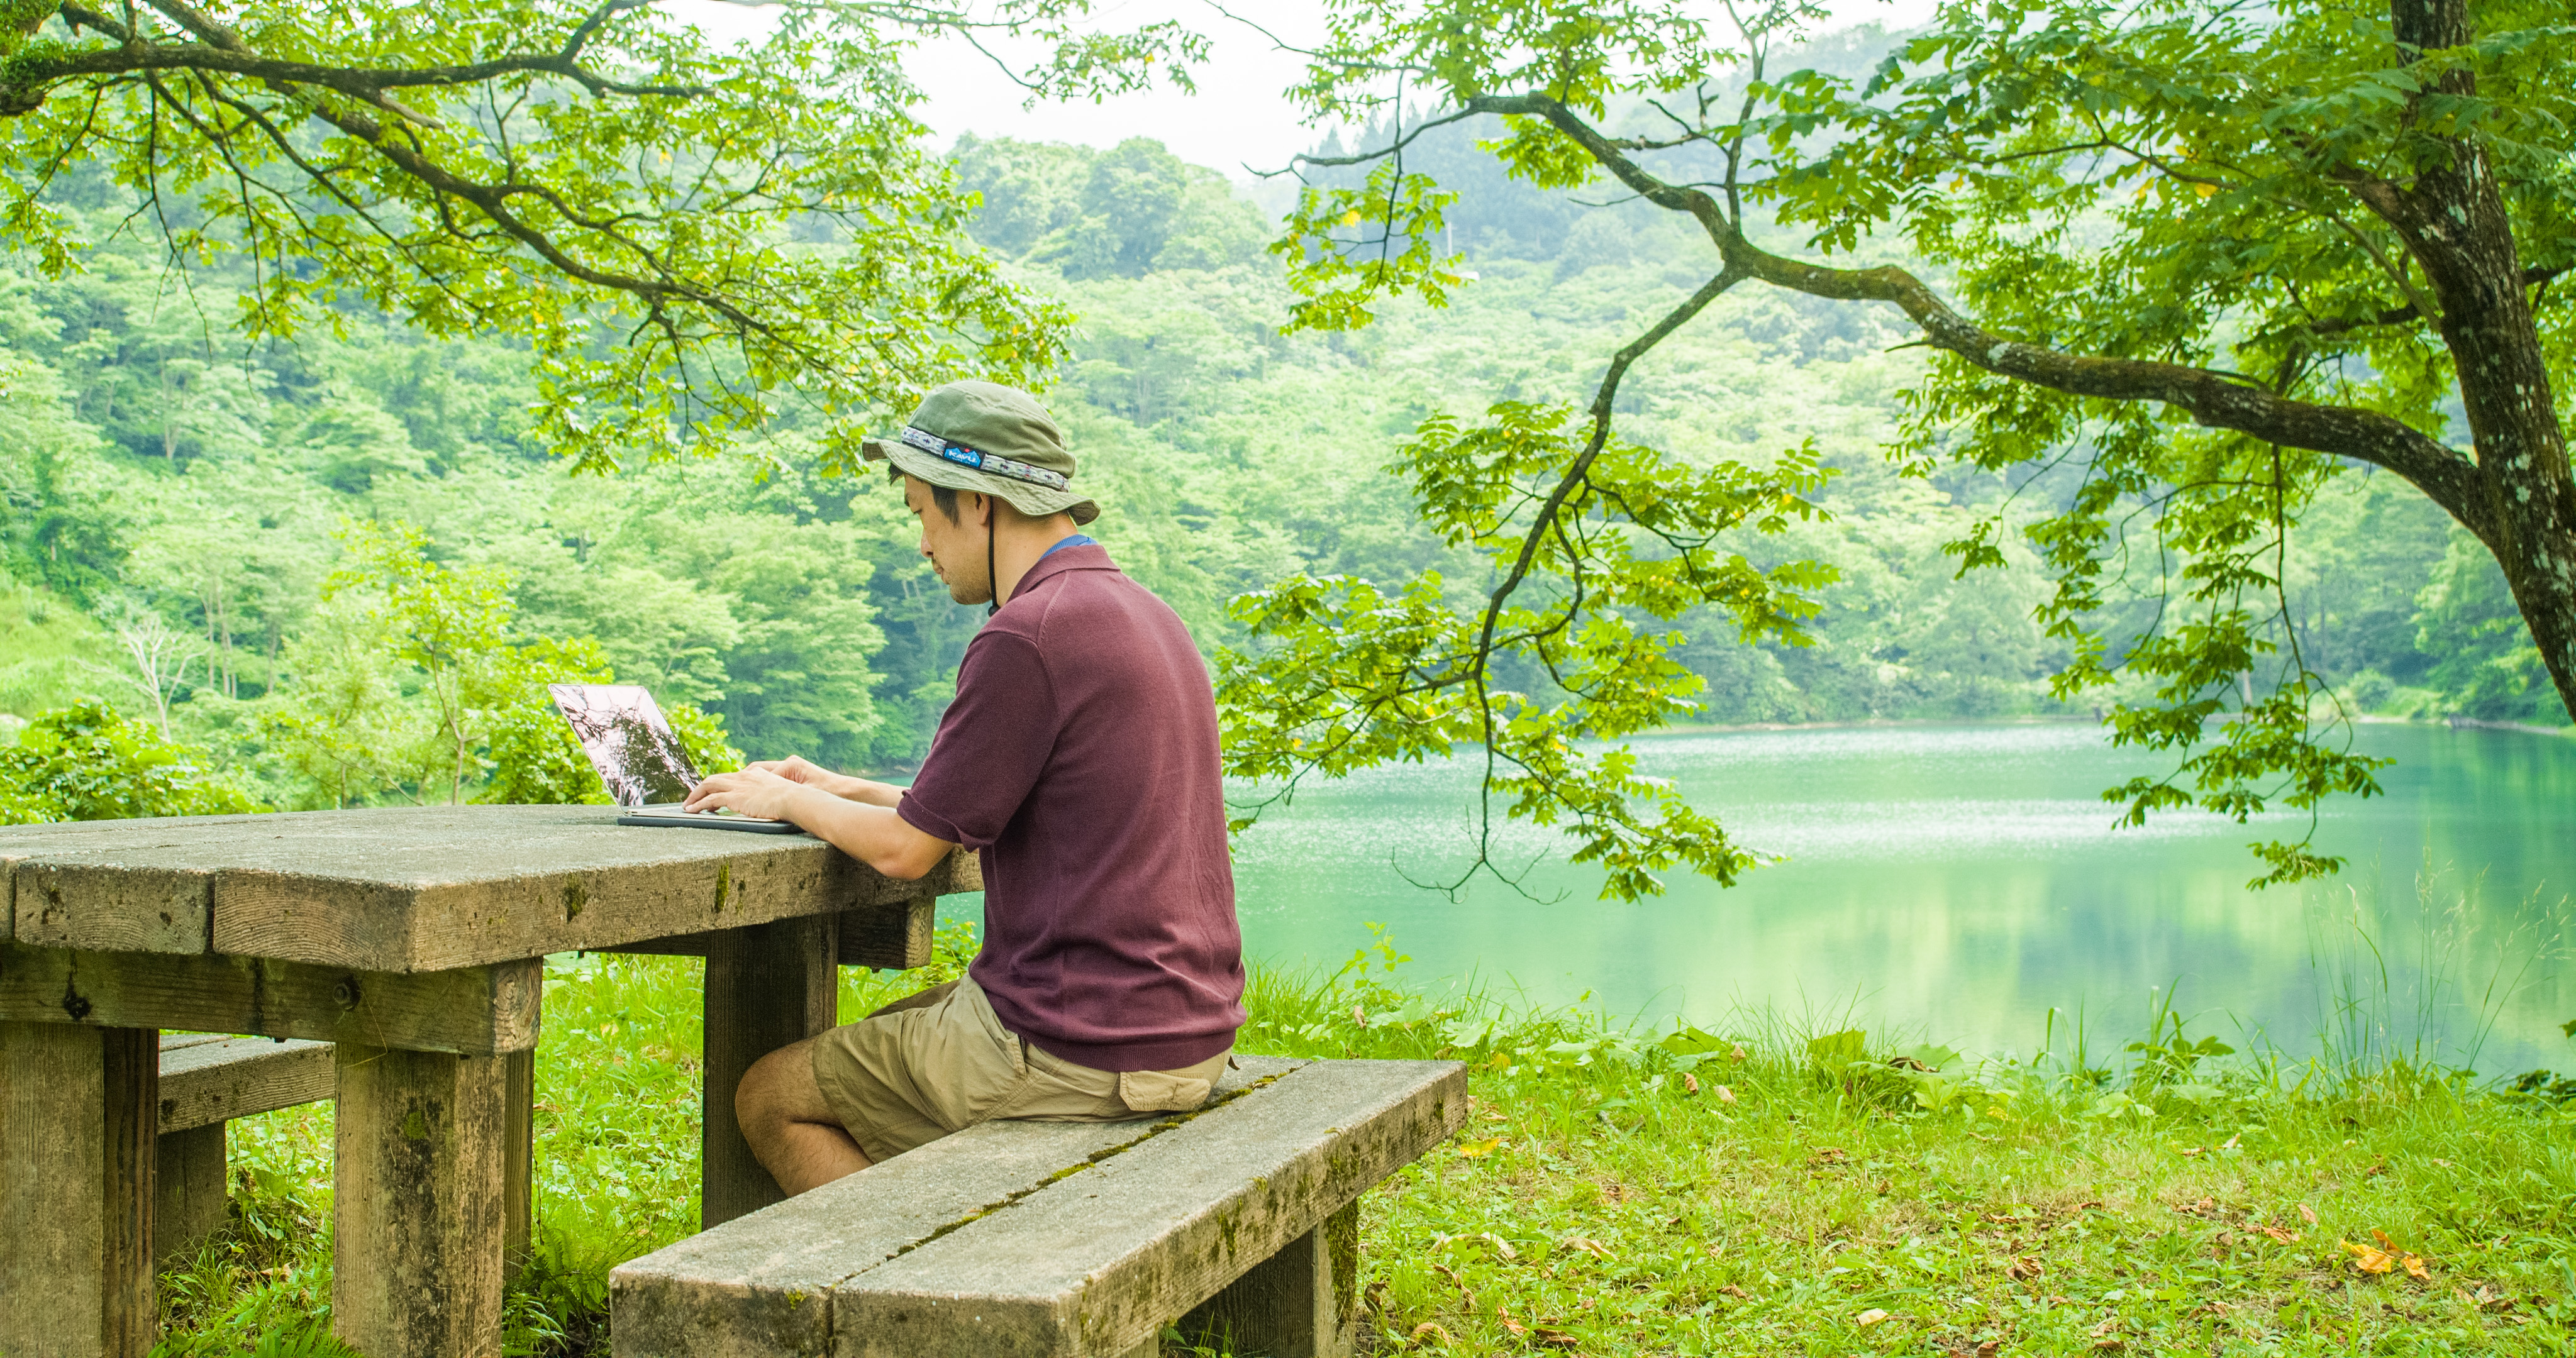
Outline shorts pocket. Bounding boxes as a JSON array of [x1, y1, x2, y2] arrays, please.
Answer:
[[1116, 1069, 1211, 1113]]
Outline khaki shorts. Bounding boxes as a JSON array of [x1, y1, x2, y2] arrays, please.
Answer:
[[809, 974, 1231, 1164]]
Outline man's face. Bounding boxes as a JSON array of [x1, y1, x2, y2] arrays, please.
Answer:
[[903, 475, 991, 605]]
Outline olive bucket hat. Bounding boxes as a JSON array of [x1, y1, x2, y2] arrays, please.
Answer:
[[860, 381, 1099, 526]]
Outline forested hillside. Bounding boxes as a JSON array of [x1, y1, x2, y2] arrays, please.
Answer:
[[0, 101, 2553, 814]]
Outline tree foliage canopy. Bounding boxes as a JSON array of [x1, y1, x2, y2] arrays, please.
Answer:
[[0, 0, 1209, 470], [1237, 0, 2574, 889]]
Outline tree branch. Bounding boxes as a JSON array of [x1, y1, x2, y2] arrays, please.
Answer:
[[1457, 92, 2495, 539]]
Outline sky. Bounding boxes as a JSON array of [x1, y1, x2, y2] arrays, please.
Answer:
[[679, 0, 1943, 180]]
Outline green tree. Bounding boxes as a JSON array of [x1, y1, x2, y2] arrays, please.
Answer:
[[0, 0, 1224, 471], [1230, 0, 2572, 887], [476, 637, 743, 804], [2416, 530, 2558, 724], [264, 519, 613, 805], [0, 698, 263, 824]]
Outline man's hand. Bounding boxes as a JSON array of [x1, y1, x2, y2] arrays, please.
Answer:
[[687, 763, 958, 880], [741, 756, 902, 807], [683, 767, 807, 820]]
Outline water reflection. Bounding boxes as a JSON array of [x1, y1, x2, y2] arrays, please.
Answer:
[[1226, 722, 2576, 1077]]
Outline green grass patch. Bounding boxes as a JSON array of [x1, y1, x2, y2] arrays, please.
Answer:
[[157, 925, 2576, 1356]]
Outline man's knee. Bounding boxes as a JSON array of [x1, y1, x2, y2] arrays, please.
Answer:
[[737, 1038, 825, 1137]]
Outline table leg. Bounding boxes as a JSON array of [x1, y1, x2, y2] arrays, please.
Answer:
[[0, 1021, 158, 1358], [701, 914, 838, 1228], [155, 1122, 228, 1267], [331, 1042, 510, 1358], [504, 1046, 535, 1262]]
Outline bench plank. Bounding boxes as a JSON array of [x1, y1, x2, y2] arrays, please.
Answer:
[[609, 1057, 1307, 1358], [158, 1037, 335, 1133], [833, 1059, 1465, 1358], [0, 944, 539, 1055]]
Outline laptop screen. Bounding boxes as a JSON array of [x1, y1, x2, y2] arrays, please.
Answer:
[[547, 684, 701, 807]]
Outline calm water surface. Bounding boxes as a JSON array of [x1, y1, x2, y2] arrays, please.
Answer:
[[1219, 722, 2576, 1076]]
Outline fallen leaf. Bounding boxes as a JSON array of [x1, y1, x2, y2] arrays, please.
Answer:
[[1480, 1232, 1518, 1261], [1855, 1308, 1890, 1327], [1453, 1137, 1502, 1159], [1731, 1042, 1749, 1061], [1351, 1004, 1368, 1027], [2220, 1134, 2241, 1151], [2180, 1146, 2204, 1159], [2298, 1203, 2319, 1225], [1976, 1344, 2001, 1358], [2006, 1255, 2043, 1281], [2343, 1239, 2397, 1274], [2257, 1225, 2301, 1244], [2370, 1228, 2432, 1279], [1407, 1321, 1453, 1348], [1561, 1237, 1613, 1259], [1497, 1304, 1528, 1336], [1809, 1147, 1851, 1166], [1682, 1072, 1701, 1096], [1718, 1284, 1752, 1300], [1535, 1328, 1580, 1350], [1716, 1084, 1738, 1105]]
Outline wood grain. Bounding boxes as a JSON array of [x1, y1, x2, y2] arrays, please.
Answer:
[[0, 943, 540, 1055], [331, 1042, 511, 1358], [830, 1059, 1467, 1358], [608, 1057, 1305, 1358], [155, 1123, 227, 1268], [838, 894, 936, 971], [700, 916, 839, 1230], [12, 859, 211, 954], [0, 1022, 160, 1358], [157, 1036, 335, 1132], [1, 807, 983, 970], [1179, 1202, 1360, 1358]]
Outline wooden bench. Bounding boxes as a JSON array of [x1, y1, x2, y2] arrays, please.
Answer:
[[609, 1056, 1465, 1358], [154, 1034, 335, 1264]]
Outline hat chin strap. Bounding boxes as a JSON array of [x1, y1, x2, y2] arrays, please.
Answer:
[[985, 498, 999, 618]]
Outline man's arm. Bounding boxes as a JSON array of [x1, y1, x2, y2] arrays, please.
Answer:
[[743, 755, 906, 808], [684, 769, 957, 880]]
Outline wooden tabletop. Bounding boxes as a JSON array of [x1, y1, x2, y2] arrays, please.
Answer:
[[0, 805, 980, 973]]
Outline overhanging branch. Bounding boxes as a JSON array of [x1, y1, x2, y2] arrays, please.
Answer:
[[1450, 92, 2494, 540]]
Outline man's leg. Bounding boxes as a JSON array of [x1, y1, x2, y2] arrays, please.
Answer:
[[736, 1037, 870, 1196]]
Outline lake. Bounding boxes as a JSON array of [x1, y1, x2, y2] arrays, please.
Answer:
[[1219, 721, 2576, 1078]]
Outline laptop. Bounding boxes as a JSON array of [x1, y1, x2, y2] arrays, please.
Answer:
[[547, 683, 804, 835]]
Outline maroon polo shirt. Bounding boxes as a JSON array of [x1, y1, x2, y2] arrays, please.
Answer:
[[896, 543, 1245, 1072]]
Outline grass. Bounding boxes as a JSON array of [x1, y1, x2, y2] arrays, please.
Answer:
[[154, 924, 2576, 1357]]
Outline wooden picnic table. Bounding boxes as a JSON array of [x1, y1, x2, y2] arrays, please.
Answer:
[[0, 805, 980, 1358]]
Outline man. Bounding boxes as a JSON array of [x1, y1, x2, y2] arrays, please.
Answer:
[[683, 380, 1245, 1194]]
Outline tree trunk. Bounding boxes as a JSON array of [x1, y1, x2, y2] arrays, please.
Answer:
[[2365, 0, 2576, 719]]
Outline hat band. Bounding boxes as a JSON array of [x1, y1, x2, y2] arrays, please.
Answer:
[[900, 426, 1071, 491]]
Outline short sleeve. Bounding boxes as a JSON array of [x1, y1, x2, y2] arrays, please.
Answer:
[[897, 629, 1058, 849]]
